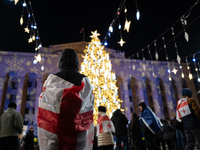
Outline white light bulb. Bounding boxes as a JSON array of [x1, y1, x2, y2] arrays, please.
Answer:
[[118, 24, 121, 29], [169, 77, 172, 81], [136, 10, 140, 20], [41, 66, 44, 70], [180, 66, 182, 69], [109, 26, 113, 33], [22, 2, 26, 7], [198, 78, 200, 82], [181, 73, 184, 78], [33, 59, 37, 64]]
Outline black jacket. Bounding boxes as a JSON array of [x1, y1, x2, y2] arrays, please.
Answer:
[[25, 131, 34, 150], [130, 118, 141, 140], [54, 49, 86, 86], [111, 109, 128, 137], [161, 123, 173, 140]]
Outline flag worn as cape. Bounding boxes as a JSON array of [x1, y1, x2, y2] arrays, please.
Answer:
[[37, 74, 94, 150], [96, 113, 115, 136], [176, 98, 191, 122], [140, 106, 162, 134]]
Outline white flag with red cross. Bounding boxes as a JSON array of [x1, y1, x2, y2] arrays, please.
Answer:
[[96, 113, 115, 136], [176, 98, 191, 122], [37, 74, 94, 150]]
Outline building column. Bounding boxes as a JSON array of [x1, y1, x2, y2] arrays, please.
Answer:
[[164, 81, 173, 118], [16, 77, 25, 112], [33, 77, 43, 125], [0, 76, 6, 114], [152, 80, 165, 118], [122, 79, 131, 120], [137, 80, 144, 103]]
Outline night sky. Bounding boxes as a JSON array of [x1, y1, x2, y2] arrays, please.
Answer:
[[0, 0, 200, 61]]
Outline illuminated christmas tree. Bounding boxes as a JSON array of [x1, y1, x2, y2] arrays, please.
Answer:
[[80, 30, 122, 125]]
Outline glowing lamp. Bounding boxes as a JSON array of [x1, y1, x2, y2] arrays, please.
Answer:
[[136, 10, 140, 20]]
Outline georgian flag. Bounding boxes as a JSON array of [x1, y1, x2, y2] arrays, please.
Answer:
[[37, 74, 94, 150], [176, 98, 191, 122], [96, 113, 115, 136]]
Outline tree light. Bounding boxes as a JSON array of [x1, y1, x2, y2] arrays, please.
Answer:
[[136, 10, 140, 20]]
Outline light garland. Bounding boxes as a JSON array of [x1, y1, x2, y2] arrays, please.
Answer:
[[80, 30, 122, 125], [186, 57, 193, 80]]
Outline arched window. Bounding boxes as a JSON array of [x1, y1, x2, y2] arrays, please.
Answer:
[[4, 72, 18, 111], [142, 77, 154, 112], [155, 78, 169, 119]]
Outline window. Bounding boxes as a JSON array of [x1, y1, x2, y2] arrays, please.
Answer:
[[35, 82, 37, 88], [26, 95, 30, 101], [129, 96, 132, 102], [33, 108, 35, 114], [9, 94, 14, 101], [11, 81, 17, 89], [28, 82, 32, 88], [24, 121, 28, 125], [25, 108, 29, 114]]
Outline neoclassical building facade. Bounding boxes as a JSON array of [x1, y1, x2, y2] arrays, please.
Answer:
[[0, 41, 198, 135]]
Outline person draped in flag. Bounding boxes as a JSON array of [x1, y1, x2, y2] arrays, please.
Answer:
[[176, 88, 200, 150], [139, 102, 162, 150], [37, 49, 94, 150], [96, 106, 115, 150]]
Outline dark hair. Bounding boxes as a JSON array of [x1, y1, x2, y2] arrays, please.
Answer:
[[8, 102, 17, 109], [162, 119, 167, 124], [132, 112, 139, 120], [138, 102, 147, 112], [98, 106, 106, 113], [182, 88, 192, 98]]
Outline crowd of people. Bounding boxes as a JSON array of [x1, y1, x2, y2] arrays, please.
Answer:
[[0, 49, 200, 150]]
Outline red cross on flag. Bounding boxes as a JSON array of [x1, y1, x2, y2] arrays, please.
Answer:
[[37, 74, 94, 150], [176, 98, 191, 122], [96, 113, 115, 136]]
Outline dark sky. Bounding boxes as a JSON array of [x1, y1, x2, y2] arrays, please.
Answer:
[[0, 0, 200, 61]]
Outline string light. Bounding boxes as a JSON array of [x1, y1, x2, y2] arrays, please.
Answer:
[[20, 16, 23, 25], [172, 61, 178, 74], [124, 20, 131, 32], [193, 54, 200, 82], [81, 30, 122, 125], [118, 38, 126, 47], [22, 2, 26, 7], [136, 10, 140, 20], [118, 24, 121, 29], [104, 42, 108, 46], [34, 54, 41, 63], [186, 57, 192, 80], [41, 66, 44, 71], [148, 45, 155, 77], [109, 26, 113, 33]]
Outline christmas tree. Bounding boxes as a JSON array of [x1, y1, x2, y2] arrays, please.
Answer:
[[80, 30, 122, 125]]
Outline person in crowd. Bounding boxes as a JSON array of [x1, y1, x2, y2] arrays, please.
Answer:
[[0, 102, 23, 150], [161, 119, 173, 150], [24, 126, 34, 150], [130, 112, 144, 150], [111, 109, 129, 150], [37, 49, 94, 150], [176, 88, 200, 150], [168, 119, 177, 150], [96, 106, 115, 150], [138, 102, 161, 150]]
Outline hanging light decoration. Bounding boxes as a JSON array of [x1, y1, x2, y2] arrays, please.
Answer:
[[186, 57, 192, 80]]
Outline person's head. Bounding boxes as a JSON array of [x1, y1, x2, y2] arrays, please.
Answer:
[[131, 112, 139, 120], [8, 102, 17, 109], [59, 49, 79, 72], [29, 126, 34, 132], [182, 88, 192, 98], [138, 102, 147, 113], [98, 106, 106, 113]]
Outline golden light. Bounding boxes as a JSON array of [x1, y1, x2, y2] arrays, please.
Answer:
[[24, 27, 30, 33], [20, 17, 23, 25], [118, 38, 126, 47], [169, 77, 172, 81], [34, 54, 42, 63], [189, 73, 193, 80], [172, 68, 178, 74], [28, 38, 33, 43], [32, 35, 36, 41], [81, 30, 122, 125], [181, 73, 184, 78], [124, 19, 131, 33]]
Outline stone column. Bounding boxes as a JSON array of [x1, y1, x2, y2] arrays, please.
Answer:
[[33, 77, 43, 125], [164, 80, 173, 118], [0, 76, 6, 114], [137, 80, 144, 102], [122, 79, 131, 120], [16, 77, 25, 112]]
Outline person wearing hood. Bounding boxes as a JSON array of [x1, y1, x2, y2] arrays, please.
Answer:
[[97, 106, 115, 150], [176, 88, 200, 150], [24, 126, 34, 150], [37, 49, 94, 150], [139, 102, 161, 150], [111, 109, 129, 150]]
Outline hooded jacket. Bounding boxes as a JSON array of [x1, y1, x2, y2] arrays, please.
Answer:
[[37, 49, 94, 150], [111, 109, 128, 137]]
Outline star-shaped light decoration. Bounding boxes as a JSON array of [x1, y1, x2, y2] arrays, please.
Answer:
[[28, 38, 33, 43], [24, 27, 30, 33], [172, 68, 178, 74], [118, 38, 126, 47], [90, 30, 100, 39], [124, 19, 131, 33], [34, 54, 41, 63], [11, 0, 19, 5]]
